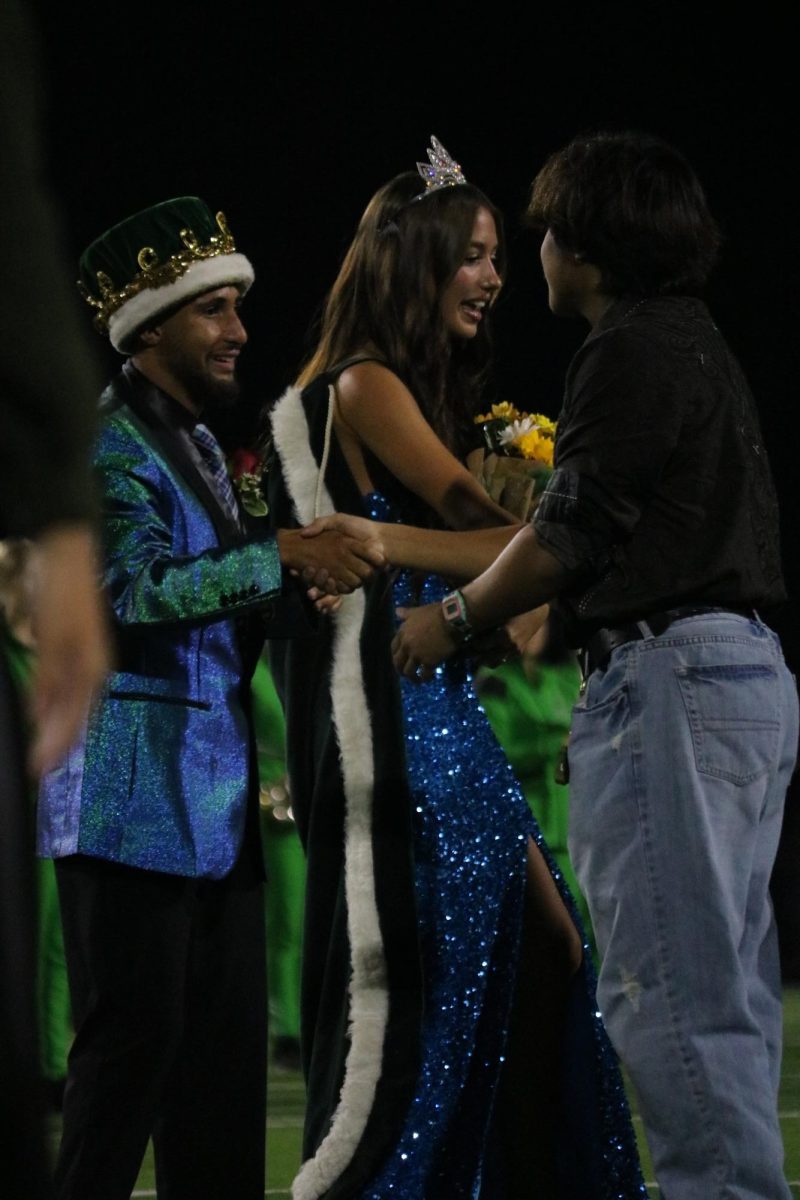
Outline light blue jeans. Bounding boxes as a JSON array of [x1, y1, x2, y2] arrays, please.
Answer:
[[567, 611, 799, 1200]]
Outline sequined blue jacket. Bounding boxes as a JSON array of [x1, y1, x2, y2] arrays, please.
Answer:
[[37, 363, 310, 879]]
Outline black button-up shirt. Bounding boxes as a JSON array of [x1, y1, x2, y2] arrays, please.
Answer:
[[533, 296, 786, 644]]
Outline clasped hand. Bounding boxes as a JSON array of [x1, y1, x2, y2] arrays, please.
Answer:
[[392, 604, 548, 683], [281, 512, 385, 598], [391, 603, 459, 681]]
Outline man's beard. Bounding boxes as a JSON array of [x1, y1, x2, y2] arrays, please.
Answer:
[[170, 351, 241, 415]]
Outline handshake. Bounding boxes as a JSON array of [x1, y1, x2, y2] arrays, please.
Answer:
[[277, 512, 549, 675], [276, 512, 386, 600]]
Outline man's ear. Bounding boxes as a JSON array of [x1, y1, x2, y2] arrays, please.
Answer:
[[139, 325, 162, 347]]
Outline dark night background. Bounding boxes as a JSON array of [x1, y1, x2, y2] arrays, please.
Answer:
[[32, 1, 800, 961]]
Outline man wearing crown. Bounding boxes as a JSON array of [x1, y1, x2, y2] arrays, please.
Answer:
[[37, 196, 382, 1200]]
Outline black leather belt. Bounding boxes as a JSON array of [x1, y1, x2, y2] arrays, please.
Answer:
[[582, 605, 756, 675]]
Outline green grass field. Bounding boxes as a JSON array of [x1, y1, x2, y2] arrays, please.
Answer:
[[44, 985, 800, 1197]]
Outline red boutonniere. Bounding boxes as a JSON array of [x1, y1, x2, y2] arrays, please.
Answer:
[[228, 448, 269, 517]]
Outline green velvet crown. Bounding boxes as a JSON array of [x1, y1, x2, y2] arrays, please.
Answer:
[[77, 196, 254, 353]]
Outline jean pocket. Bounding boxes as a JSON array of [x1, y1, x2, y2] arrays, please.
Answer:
[[571, 679, 630, 766], [676, 663, 779, 785]]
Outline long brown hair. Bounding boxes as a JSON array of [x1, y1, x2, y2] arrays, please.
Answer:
[[296, 171, 506, 455]]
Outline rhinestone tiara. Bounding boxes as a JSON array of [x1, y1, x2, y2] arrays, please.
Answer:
[[415, 136, 467, 194]]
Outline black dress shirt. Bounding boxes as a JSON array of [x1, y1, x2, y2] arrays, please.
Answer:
[[533, 296, 787, 644]]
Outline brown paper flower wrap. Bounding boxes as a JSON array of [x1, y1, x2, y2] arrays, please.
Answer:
[[468, 403, 556, 523]]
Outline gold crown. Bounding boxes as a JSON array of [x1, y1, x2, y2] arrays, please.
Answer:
[[78, 211, 237, 333]]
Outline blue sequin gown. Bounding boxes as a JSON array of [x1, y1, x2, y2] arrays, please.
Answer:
[[268, 374, 647, 1200]]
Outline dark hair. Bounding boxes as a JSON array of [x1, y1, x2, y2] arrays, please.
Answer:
[[525, 129, 721, 297], [297, 172, 506, 454]]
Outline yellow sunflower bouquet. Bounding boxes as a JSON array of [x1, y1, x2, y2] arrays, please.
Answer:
[[467, 402, 556, 522]]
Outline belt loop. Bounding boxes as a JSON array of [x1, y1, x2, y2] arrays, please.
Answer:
[[579, 648, 590, 682], [635, 619, 654, 640]]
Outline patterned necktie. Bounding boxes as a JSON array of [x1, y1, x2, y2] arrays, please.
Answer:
[[191, 422, 240, 526]]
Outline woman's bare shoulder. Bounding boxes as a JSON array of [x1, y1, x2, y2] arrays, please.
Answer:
[[335, 359, 416, 414]]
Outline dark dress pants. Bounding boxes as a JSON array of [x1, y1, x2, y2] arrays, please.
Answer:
[[54, 834, 267, 1200], [0, 650, 53, 1200]]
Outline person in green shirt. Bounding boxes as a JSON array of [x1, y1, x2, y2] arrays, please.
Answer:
[[251, 648, 305, 1072], [475, 611, 595, 958], [0, 540, 73, 1110]]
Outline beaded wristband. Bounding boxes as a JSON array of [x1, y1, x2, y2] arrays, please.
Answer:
[[441, 589, 474, 640]]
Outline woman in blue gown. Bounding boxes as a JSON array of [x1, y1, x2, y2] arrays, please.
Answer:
[[266, 139, 646, 1200]]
